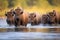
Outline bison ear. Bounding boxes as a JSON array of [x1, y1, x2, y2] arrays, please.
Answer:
[[34, 15, 36, 17], [20, 11, 23, 14], [5, 14, 7, 16]]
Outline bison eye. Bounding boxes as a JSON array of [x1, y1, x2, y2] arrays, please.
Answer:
[[5, 14, 7, 16], [34, 15, 36, 17]]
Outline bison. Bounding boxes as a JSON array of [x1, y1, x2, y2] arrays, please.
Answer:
[[47, 12, 57, 25], [41, 14, 49, 25], [29, 12, 41, 25], [47, 10, 60, 25], [41, 11, 57, 25], [5, 11, 14, 25], [14, 7, 29, 27]]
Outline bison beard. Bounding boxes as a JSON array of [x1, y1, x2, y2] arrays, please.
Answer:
[[6, 19, 14, 25], [6, 19, 11, 25]]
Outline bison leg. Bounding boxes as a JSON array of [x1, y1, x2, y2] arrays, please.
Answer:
[[12, 20, 14, 25], [20, 19, 23, 25], [14, 19, 18, 27], [14, 20, 18, 31], [33, 20, 36, 24], [14, 18, 21, 31], [31, 22, 35, 26], [15, 27, 19, 32], [24, 23, 27, 27], [22, 22, 27, 27], [59, 19, 60, 24], [14, 21, 20, 32], [20, 20, 27, 27]]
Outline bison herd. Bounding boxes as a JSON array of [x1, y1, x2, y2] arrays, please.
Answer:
[[5, 7, 60, 27]]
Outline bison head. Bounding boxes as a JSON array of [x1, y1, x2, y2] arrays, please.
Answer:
[[5, 12, 14, 17], [48, 12, 56, 24], [29, 13, 36, 22], [15, 7, 23, 15], [49, 11, 56, 17]]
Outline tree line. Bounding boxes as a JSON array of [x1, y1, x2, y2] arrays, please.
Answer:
[[0, 0, 60, 11], [0, 0, 17, 11]]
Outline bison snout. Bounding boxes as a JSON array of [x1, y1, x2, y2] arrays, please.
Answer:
[[16, 18, 19, 21]]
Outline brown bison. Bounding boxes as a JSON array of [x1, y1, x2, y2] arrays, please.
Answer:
[[29, 12, 41, 25], [5, 11, 14, 25], [41, 11, 57, 25], [14, 7, 29, 27], [41, 14, 48, 24], [47, 12, 57, 25], [47, 10, 60, 25]]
